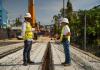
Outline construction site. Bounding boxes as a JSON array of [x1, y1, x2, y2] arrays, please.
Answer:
[[0, 0, 100, 70]]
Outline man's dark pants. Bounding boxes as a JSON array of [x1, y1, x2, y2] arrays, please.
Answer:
[[23, 40, 32, 63], [62, 40, 71, 64]]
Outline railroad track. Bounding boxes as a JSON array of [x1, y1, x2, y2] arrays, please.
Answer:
[[51, 43, 100, 70], [0, 43, 43, 70], [0, 41, 99, 70], [0, 42, 36, 59], [0, 46, 23, 59]]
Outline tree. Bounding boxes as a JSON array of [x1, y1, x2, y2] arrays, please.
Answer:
[[14, 17, 22, 26], [52, 3, 100, 56], [53, 15, 59, 34], [66, 0, 73, 22]]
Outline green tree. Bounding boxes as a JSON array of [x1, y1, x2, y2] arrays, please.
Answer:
[[53, 15, 59, 34], [66, 0, 73, 22], [14, 18, 22, 26]]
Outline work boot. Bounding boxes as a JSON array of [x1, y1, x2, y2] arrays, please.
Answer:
[[61, 62, 66, 65], [61, 62, 71, 66], [63, 63, 71, 66], [23, 62, 28, 66], [28, 61, 34, 64]]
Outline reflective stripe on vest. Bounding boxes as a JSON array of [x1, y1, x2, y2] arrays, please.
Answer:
[[24, 22, 33, 40]]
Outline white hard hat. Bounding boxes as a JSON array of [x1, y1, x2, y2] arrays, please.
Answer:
[[24, 13, 31, 18], [60, 18, 69, 24]]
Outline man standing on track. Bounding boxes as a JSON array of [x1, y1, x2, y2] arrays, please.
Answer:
[[22, 13, 35, 66], [59, 18, 71, 66]]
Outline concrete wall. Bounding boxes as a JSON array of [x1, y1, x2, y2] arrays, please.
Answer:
[[0, 29, 8, 39], [0, 29, 17, 39]]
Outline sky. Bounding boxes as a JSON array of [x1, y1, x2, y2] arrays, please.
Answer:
[[2, 0, 100, 25]]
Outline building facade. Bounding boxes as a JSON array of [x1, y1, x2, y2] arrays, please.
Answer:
[[0, 0, 8, 28]]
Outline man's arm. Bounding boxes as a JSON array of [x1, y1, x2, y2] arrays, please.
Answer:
[[60, 27, 64, 42], [66, 32, 71, 36], [21, 22, 26, 37], [66, 26, 71, 42], [32, 28, 35, 32]]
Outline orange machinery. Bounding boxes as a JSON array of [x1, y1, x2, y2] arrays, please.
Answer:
[[28, 0, 36, 28]]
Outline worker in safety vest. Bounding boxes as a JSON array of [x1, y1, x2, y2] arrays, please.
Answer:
[[59, 18, 71, 66], [22, 13, 35, 66]]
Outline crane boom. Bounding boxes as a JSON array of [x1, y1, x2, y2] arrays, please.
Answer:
[[28, 0, 36, 28]]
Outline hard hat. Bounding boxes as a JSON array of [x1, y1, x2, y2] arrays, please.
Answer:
[[24, 13, 31, 18], [60, 18, 69, 24]]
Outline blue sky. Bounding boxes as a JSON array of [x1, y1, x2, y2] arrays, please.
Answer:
[[2, 0, 100, 25]]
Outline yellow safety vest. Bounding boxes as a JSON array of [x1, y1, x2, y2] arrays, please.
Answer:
[[24, 22, 33, 40], [60, 25, 70, 42]]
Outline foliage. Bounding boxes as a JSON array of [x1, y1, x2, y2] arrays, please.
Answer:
[[53, 1, 100, 56], [14, 18, 22, 26]]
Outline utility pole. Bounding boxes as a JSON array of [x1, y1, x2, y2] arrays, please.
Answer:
[[63, 0, 65, 17], [84, 12, 86, 50]]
